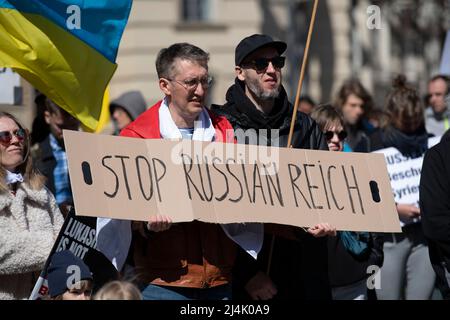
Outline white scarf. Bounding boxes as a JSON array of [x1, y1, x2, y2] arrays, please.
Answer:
[[159, 97, 216, 141], [159, 98, 263, 259], [6, 170, 24, 184]]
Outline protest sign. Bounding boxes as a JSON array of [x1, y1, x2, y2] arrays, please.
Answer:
[[64, 130, 401, 233], [29, 208, 117, 300], [374, 136, 441, 225]]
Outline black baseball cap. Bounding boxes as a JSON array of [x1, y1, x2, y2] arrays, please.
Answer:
[[235, 34, 287, 66]]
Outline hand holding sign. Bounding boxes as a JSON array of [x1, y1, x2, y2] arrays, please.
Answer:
[[244, 271, 278, 300], [396, 203, 420, 220], [307, 223, 337, 237], [147, 215, 173, 232]]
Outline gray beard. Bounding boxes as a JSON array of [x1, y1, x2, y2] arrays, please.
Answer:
[[246, 77, 280, 100]]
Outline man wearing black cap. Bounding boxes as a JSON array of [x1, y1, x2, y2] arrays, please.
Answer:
[[211, 34, 334, 300]]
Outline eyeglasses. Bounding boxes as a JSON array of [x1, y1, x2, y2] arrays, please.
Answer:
[[242, 56, 286, 71], [324, 130, 347, 141], [167, 75, 213, 91], [0, 128, 26, 145]]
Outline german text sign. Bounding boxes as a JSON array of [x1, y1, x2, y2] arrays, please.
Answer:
[[374, 136, 440, 225]]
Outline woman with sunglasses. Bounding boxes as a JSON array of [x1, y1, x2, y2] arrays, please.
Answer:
[[369, 75, 436, 300], [310, 104, 349, 153], [0, 112, 63, 300], [311, 105, 384, 300]]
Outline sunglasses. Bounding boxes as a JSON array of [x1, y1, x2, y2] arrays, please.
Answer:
[[324, 130, 347, 141], [167, 75, 213, 91], [0, 128, 26, 145], [243, 56, 286, 71]]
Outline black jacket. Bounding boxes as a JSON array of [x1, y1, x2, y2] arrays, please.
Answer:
[[420, 139, 450, 300], [211, 79, 330, 300], [345, 121, 373, 153], [33, 135, 57, 196], [33, 135, 73, 207], [211, 80, 325, 149], [327, 232, 384, 288]]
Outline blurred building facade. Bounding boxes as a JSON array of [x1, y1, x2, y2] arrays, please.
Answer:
[[2, 0, 449, 128]]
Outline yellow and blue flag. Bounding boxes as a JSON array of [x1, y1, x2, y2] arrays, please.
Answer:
[[0, 0, 132, 130]]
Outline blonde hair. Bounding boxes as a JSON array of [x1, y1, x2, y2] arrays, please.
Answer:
[[0, 112, 45, 193], [93, 281, 142, 300]]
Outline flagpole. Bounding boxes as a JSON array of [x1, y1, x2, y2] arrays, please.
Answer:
[[266, 0, 319, 276]]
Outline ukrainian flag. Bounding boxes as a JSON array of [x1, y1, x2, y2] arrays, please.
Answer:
[[0, 0, 132, 131]]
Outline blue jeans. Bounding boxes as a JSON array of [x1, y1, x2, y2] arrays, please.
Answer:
[[140, 283, 232, 300]]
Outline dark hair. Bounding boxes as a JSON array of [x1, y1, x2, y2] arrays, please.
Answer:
[[31, 93, 50, 145], [155, 43, 209, 79], [334, 79, 374, 116], [367, 108, 389, 129], [51, 279, 93, 300], [44, 98, 73, 118], [299, 95, 316, 107], [310, 104, 344, 132], [429, 74, 450, 93], [384, 75, 424, 131], [0, 112, 45, 192]]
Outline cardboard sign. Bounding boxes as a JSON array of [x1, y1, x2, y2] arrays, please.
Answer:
[[29, 208, 118, 300], [373, 136, 441, 226], [64, 130, 401, 233]]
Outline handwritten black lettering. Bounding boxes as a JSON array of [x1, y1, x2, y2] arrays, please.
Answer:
[[342, 165, 365, 214], [181, 154, 205, 201], [151, 158, 166, 202], [212, 157, 229, 201], [288, 164, 312, 209], [303, 164, 323, 209], [327, 166, 344, 211], [115, 156, 132, 200], [226, 158, 243, 203], [197, 156, 213, 202], [102, 156, 119, 198], [318, 162, 331, 210], [241, 163, 253, 203], [252, 163, 267, 204], [135, 156, 153, 201], [263, 163, 284, 206]]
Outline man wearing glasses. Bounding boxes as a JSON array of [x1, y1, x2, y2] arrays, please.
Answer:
[[110, 42, 258, 300], [212, 34, 335, 300]]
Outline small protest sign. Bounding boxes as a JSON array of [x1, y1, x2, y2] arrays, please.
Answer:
[[374, 136, 441, 225], [29, 208, 118, 300]]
